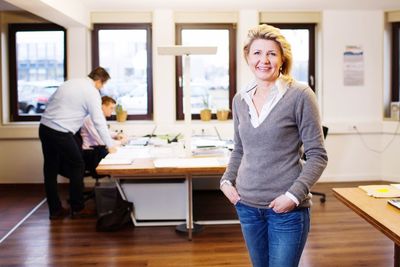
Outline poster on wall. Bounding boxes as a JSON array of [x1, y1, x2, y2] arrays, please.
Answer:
[[343, 45, 364, 86]]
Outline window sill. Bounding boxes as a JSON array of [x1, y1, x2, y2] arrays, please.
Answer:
[[0, 123, 40, 140]]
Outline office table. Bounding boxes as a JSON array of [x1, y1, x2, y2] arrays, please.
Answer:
[[97, 156, 228, 240], [333, 187, 400, 267]]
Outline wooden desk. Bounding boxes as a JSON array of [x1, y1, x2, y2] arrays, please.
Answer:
[[333, 187, 400, 267], [97, 158, 227, 240]]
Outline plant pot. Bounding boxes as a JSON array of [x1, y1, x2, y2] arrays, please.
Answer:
[[217, 109, 230, 121], [200, 109, 212, 121], [116, 111, 128, 122]]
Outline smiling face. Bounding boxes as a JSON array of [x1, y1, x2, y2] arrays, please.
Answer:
[[246, 39, 283, 84]]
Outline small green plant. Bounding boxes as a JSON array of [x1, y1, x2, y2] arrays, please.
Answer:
[[115, 104, 125, 114], [115, 104, 127, 122], [202, 95, 210, 110]]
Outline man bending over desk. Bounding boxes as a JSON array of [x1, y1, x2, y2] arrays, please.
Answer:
[[39, 67, 117, 220]]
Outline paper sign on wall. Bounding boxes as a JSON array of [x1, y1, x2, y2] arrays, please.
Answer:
[[343, 45, 364, 86]]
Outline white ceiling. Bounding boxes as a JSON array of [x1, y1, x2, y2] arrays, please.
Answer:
[[2, 0, 399, 29], [78, 0, 400, 12]]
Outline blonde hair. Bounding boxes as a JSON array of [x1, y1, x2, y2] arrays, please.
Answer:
[[243, 24, 293, 83]]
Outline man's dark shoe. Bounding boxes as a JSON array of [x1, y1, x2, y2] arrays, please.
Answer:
[[49, 207, 70, 220], [71, 207, 96, 219]]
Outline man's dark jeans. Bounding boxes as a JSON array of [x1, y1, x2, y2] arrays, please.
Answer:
[[39, 124, 85, 216]]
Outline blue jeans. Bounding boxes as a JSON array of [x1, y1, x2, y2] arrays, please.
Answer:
[[235, 202, 310, 267]]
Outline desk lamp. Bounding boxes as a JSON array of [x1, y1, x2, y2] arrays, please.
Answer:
[[158, 46, 217, 157]]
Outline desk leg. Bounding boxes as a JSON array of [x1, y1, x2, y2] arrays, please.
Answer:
[[175, 174, 203, 240], [395, 243, 400, 267], [188, 174, 193, 240]]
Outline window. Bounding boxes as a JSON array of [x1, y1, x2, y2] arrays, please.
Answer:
[[175, 24, 236, 120], [266, 23, 316, 91], [392, 22, 400, 102], [9, 23, 66, 121], [92, 24, 153, 120]]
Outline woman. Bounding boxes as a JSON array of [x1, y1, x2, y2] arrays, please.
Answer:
[[220, 24, 328, 267]]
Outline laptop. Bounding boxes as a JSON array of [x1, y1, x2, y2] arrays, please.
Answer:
[[388, 199, 400, 209]]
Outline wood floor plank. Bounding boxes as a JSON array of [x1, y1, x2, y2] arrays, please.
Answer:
[[0, 184, 45, 240], [0, 181, 395, 266]]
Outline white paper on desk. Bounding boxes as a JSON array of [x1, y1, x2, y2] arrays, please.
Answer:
[[128, 137, 149, 146], [153, 157, 226, 168], [390, 184, 400, 190], [108, 146, 151, 159], [100, 158, 133, 165]]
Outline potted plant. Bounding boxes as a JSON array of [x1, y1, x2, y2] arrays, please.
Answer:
[[216, 108, 230, 121], [115, 104, 128, 122], [199, 95, 212, 121]]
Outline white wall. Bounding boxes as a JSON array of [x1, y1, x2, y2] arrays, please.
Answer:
[[322, 10, 383, 123], [1, 9, 400, 183], [320, 10, 391, 182]]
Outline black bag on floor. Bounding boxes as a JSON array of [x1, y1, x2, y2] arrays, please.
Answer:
[[95, 184, 133, 232]]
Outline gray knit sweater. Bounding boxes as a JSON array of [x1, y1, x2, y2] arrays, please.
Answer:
[[221, 81, 328, 208]]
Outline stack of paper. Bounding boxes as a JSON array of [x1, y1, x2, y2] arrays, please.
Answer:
[[358, 185, 400, 198], [192, 147, 227, 157]]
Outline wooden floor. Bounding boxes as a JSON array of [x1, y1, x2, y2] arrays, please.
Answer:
[[0, 181, 395, 267]]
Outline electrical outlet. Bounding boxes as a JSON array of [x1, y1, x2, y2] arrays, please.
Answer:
[[348, 125, 357, 131]]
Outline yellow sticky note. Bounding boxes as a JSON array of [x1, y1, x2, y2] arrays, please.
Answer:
[[377, 188, 389, 193]]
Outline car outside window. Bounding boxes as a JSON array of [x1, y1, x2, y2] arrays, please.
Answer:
[[9, 23, 66, 122]]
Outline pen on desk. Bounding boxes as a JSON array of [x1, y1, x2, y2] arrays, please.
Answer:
[[144, 125, 157, 146], [214, 126, 222, 141]]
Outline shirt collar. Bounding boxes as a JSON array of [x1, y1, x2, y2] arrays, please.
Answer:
[[240, 76, 288, 100]]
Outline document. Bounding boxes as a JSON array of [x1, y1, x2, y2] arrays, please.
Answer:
[[100, 158, 133, 165], [390, 184, 400, 190], [99, 146, 142, 165], [153, 157, 227, 168], [358, 185, 400, 198]]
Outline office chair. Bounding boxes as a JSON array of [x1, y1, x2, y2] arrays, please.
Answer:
[[74, 130, 110, 201], [304, 126, 328, 203], [80, 146, 110, 201]]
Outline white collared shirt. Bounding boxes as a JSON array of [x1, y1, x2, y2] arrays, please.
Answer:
[[240, 77, 288, 128], [80, 116, 120, 150]]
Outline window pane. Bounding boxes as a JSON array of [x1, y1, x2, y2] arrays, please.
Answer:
[[16, 31, 64, 116], [181, 29, 230, 114], [98, 29, 148, 115], [280, 29, 309, 84]]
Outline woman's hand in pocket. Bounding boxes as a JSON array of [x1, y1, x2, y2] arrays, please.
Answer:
[[269, 194, 296, 213], [221, 183, 240, 205]]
